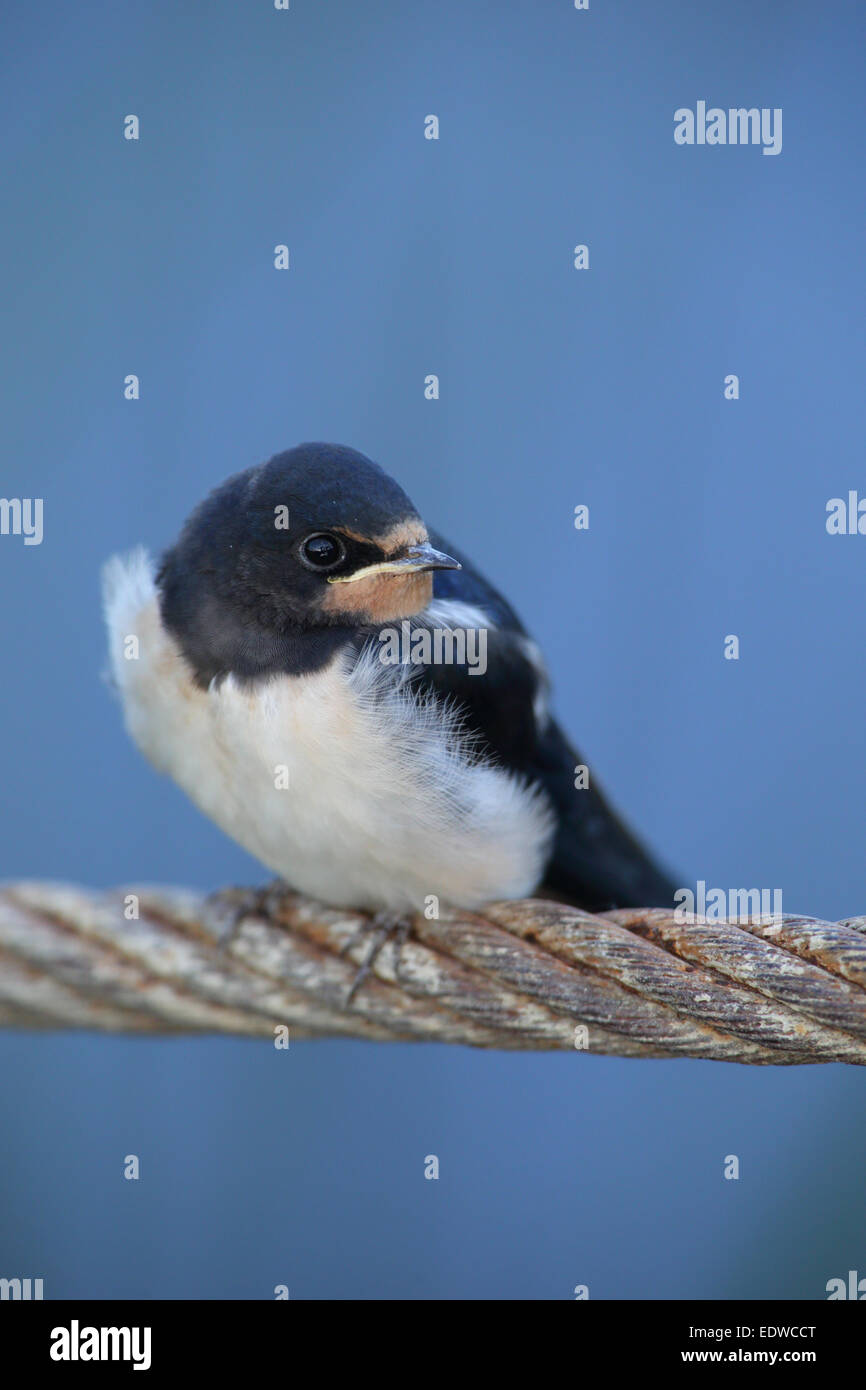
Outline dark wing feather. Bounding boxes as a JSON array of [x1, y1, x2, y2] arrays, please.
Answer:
[[413, 531, 679, 911]]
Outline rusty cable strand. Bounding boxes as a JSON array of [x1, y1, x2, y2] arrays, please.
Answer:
[[2, 881, 866, 1063]]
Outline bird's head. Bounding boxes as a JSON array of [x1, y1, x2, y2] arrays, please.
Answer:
[[157, 443, 461, 682]]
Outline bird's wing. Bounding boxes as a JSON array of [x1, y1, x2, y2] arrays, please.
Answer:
[[392, 530, 679, 912]]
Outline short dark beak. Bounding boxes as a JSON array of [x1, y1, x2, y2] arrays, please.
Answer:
[[396, 543, 462, 574], [327, 541, 462, 585]]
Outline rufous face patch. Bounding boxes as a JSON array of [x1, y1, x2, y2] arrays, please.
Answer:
[[321, 519, 433, 621], [322, 568, 433, 622]]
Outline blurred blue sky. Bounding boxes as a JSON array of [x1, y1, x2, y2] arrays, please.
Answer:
[[1, 0, 865, 1298]]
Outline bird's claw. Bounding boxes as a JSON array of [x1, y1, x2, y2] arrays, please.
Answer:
[[205, 881, 289, 951], [342, 913, 413, 1005]]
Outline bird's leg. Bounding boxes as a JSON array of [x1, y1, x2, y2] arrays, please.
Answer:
[[205, 880, 290, 951], [342, 912, 413, 1005]]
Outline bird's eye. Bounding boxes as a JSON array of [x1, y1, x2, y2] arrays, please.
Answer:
[[299, 532, 346, 572]]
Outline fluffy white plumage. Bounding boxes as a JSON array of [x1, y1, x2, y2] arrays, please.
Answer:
[[102, 549, 555, 912]]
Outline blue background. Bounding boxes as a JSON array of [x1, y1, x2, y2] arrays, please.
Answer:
[[1, 0, 865, 1299]]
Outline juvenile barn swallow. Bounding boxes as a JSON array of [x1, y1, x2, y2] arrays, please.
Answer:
[[103, 443, 675, 930]]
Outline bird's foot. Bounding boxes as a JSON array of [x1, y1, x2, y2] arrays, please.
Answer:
[[341, 912, 413, 1005], [205, 881, 289, 952]]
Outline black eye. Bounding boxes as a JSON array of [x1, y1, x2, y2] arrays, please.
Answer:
[[299, 532, 346, 572]]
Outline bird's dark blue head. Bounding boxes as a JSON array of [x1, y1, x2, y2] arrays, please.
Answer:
[[157, 443, 460, 684]]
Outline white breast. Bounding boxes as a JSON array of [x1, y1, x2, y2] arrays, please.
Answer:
[[102, 550, 555, 913]]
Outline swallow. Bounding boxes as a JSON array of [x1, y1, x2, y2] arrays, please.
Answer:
[[103, 442, 676, 939]]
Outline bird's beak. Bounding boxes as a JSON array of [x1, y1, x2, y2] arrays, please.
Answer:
[[328, 542, 462, 584]]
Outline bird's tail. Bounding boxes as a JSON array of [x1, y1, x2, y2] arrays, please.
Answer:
[[536, 720, 679, 913]]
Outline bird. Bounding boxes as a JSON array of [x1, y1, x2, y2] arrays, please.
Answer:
[[103, 442, 676, 954]]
